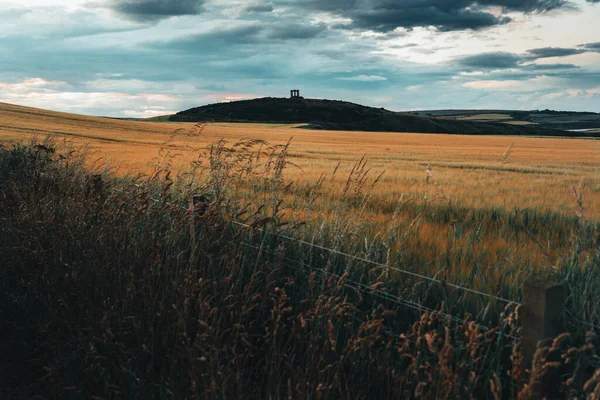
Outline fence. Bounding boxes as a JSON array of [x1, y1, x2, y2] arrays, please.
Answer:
[[236, 224, 566, 369], [121, 191, 600, 369], [235, 224, 600, 370]]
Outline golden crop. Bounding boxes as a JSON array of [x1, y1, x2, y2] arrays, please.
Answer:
[[1, 101, 598, 220]]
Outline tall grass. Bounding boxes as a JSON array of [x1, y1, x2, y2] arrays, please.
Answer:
[[0, 138, 598, 398]]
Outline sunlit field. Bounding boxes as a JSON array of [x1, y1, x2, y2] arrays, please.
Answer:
[[1, 102, 598, 218], [1, 101, 599, 317], [2, 102, 600, 398]]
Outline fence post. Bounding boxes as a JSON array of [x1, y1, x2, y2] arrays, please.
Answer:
[[521, 280, 566, 369]]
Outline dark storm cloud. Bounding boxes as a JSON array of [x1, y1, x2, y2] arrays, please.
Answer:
[[456, 45, 597, 71], [109, 0, 206, 22], [267, 23, 327, 39], [489, 70, 600, 86], [457, 52, 522, 69], [482, 0, 571, 12], [148, 21, 328, 53], [2, 0, 600, 116], [525, 47, 586, 59], [150, 24, 265, 52], [389, 42, 419, 49], [277, 0, 572, 32], [581, 42, 600, 50], [350, 6, 510, 32], [243, 4, 274, 13], [522, 63, 580, 70]]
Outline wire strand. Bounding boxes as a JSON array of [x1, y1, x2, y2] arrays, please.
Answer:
[[111, 188, 597, 338], [235, 221, 520, 305], [244, 242, 520, 343], [572, 318, 600, 331]]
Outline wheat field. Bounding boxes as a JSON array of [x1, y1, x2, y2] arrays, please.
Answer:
[[2, 102, 600, 396], [1, 101, 598, 220], [3, 102, 599, 296]]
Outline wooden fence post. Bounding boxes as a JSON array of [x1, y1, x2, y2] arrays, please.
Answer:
[[521, 280, 566, 369]]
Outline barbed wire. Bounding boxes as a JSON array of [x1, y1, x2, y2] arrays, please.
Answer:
[[110, 186, 599, 338], [571, 318, 600, 332], [235, 221, 520, 306], [244, 242, 520, 343]]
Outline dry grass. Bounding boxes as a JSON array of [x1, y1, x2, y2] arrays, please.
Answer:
[[1, 103, 599, 311], [0, 120, 599, 398], [1, 102, 599, 305], [504, 121, 538, 126], [456, 113, 512, 121], [1, 103, 599, 269]]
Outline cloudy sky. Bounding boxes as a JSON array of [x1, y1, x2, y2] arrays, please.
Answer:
[[1, 0, 599, 117]]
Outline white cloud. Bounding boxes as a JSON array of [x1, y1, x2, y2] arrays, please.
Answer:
[[363, 95, 394, 105], [462, 76, 565, 92], [122, 107, 178, 118], [542, 92, 566, 100], [459, 71, 486, 76], [336, 75, 388, 82], [565, 87, 600, 97], [463, 80, 521, 89], [586, 87, 600, 95], [1, 0, 600, 115], [0, 77, 181, 116], [0, 78, 67, 91], [213, 94, 256, 102], [3, 0, 93, 8]]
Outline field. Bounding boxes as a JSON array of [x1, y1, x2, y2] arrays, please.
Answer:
[[1, 102, 600, 306], [413, 108, 600, 131], [456, 113, 514, 121], [1, 102, 600, 398], [453, 113, 538, 126], [1, 102, 598, 216]]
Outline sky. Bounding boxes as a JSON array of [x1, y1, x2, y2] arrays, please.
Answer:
[[0, 0, 599, 117]]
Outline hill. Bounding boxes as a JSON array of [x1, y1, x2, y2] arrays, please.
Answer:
[[410, 109, 600, 131], [169, 97, 595, 136], [0, 101, 192, 146]]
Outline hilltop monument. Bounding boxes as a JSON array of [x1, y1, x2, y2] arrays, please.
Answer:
[[290, 89, 300, 98]]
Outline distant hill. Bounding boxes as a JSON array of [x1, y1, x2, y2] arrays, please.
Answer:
[[169, 97, 594, 136], [410, 109, 600, 131]]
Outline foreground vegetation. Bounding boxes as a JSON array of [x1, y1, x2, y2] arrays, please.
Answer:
[[1, 138, 600, 398]]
